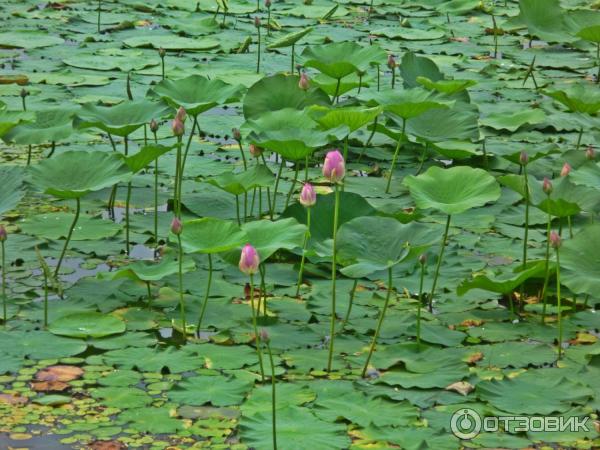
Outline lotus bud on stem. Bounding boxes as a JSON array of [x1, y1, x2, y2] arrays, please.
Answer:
[[417, 253, 426, 348], [540, 177, 553, 324], [239, 244, 265, 381], [519, 150, 530, 315], [255, 17, 262, 74], [323, 150, 345, 372], [296, 183, 315, 296], [171, 217, 187, 339], [549, 231, 564, 359], [299, 72, 310, 91], [158, 47, 166, 80], [387, 54, 396, 89]]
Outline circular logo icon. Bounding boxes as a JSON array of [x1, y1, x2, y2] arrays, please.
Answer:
[[450, 408, 482, 440]]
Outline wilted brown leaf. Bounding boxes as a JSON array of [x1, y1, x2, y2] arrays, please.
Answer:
[[31, 381, 70, 392], [466, 351, 484, 364], [0, 393, 28, 405], [35, 365, 84, 382], [89, 440, 127, 450], [445, 381, 474, 396]]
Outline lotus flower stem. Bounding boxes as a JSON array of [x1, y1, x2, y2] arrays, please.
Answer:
[[256, 23, 261, 73], [270, 159, 285, 219], [555, 243, 563, 359], [48, 141, 55, 158], [285, 163, 300, 209], [180, 115, 198, 195], [575, 127, 583, 151], [358, 116, 378, 163], [377, 64, 380, 91], [235, 195, 241, 225], [152, 130, 159, 252], [295, 208, 311, 297], [26, 145, 32, 166], [259, 263, 267, 316], [263, 336, 277, 450], [327, 184, 341, 372], [244, 190, 249, 222], [267, 5, 271, 36], [417, 256, 425, 349], [196, 253, 213, 337], [146, 281, 153, 309], [304, 155, 309, 181], [428, 214, 451, 312], [385, 118, 406, 194], [1, 240, 6, 324], [249, 273, 266, 381], [567, 216, 573, 238], [596, 43, 600, 84], [177, 234, 187, 340], [43, 268, 48, 327], [97, 0, 101, 33], [54, 198, 81, 278], [341, 279, 358, 329], [520, 163, 530, 312], [367, 0, 374, 20], [491, 14, 498, 59], [237, 141, 248, 170], [361, 266, 393, 377], [126, 71, 133, 100], [174, 135, 183, 217], [333, 78, 341, 104], [257, 187, 262, 219], [124, 136, 132, 255], [260, 157, 273, 210], [291, 44, 295, 73], [540, 211, 552, 324]]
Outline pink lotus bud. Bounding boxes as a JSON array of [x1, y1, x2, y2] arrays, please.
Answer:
[[149, 119, 159, 133], [299, 72, 310, 91], [249, 144, 263, 158], [265, 0, 271, 7], [171, 117, 184, 137], [549, 231, 561, 249], [170, 216, 183, 235], [419, 253, 426, 265], [519, 151, 529, 165], [254, 16, 261, 28], [322, 149, 345, 183], [560, 162, 571, 177], [175, 106, 186, 123], [299, 183, 316, 207], [542, 177, 553, 195], [158, 47, 166, 58], [586, 146, 595, 160], [259, 328, 270, 342], [239, 244, 260, 275], [387, 54, 396, 69], [0, 225, 7, 242], [232, 128, 241, 141]]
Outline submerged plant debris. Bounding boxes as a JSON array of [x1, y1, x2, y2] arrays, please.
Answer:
[[1, 0, 600, 449]]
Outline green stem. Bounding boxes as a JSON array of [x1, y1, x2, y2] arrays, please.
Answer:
[[97, 0, 101, 33], [177, 235, 187, 340], [265, 340, 277, 450], [556, 247, 562, 359], [428, 215, 451, 312], [567, 215, 573, 238], [250, 274, 265, 381], [291, 44, 295, 73], [296, 208, 311, 297], [235, 195, 241, 225], [43, 269, 48, 328], [520, 165, 530, 313], [385, 118, 406, 194], [125, 181, 132, 255], [180, 116, 198, 206], [415, 143, 428, 175], [417, 259, 425, 349], [146, 281, 153, 309], [304, 155, 309, 182], [270, 158, 285, 219], [342, 279, 358, 329], [237, 140, 248, 170], [377, 64, 380, 91], [2, 241, 6, 324], [174, 137, 182, 217], [161, 56, 165, 80], [597, 43, 600, 84], [256, 26, 261, 73], [54, 198, 81, 278], [259, 263, 267, 316], [285, 163, 300, 209], [196, 254, 213, 337], [541, 210, 552, 324], [267, 7, 271, 36], [391, 67, 396, 89], [361, 267, 393, 377], [575, 127, 583, 151], [27, 145, 32, 166], [327, 184, 341, 373], [333, 78, 341, 104], [358, 116, 379, 163]]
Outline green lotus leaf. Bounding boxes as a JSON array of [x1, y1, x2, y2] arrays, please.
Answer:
[[124, 144, 174, 173], [20, 212, 121, 241], [308, 105, 381, 133], [543, 84, 600, 115], [150, 75, 245, 117], [416, 76, 477, 96], [457, 261, 548, 296], [437, 0, 480, 14], [0, 330, 86, 360], [371, 27, 445, 41], [29, 151, 131, 199], [243, 74, 330, 120], [101, 254, 196, 282], [577, 24, 600, 43], [399, 52, 443, 89], [0, 110, 34, 137], [561, 225, 600, 296], [480, 108, 546, 132], [405, 103, 479, 142], [73, 100, 171, 137], [366, 88, 452, 120], [178, 217, 246, 254], [49, 312, 126, 338], [245, 109, 332, 160], [517, 0, 578, 43], [123, 34, 220, 51], [533, 177, 584, 218], [337, 217, 435, 278], [3, 108, 74, 145], [267, 27, 313, 49], [0, 31, 63, 49], [169, 375, 252, 406], [301, 42, 386, 80], [403, 166, 501, 215], [205, 164, 274, 196], [0, 166, 24, 215]]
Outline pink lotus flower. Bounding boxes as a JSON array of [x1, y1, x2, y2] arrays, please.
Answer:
[[170, 217, 182, 235], [232, 128, 241, 141], [175, 106, 186, 123], [322, 150, 345, 183], [542, 177, 553, 195], [299, 183, 316, 207], [239, 244, 260, 275], [560, 162, 571, 177], [249, 144, 263, 158], [254, 16, 261, 28], [549, 231, 561, 249], [519, 151, 529, 165], [171, 117, 184, 137], [149, 119, 158, 133], [299, 72, 310, 91], [387, 54, 396, 69]]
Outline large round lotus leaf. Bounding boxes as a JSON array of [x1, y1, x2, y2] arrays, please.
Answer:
[[405, 103, 479, 142], [365, 88, 452, 120], [150, 75, 245, 117], [243, 74, 330, 120], [205, 165, 273, 195], [0, 166, 24, 215], [0, 110, 34, 137], [308, 105, 381, 133], [73, 100, 171, 137], [123, 34, 220, 51], [3, 108, 74, 145], [337, 217, 436, 278], [20, 212, 121, 240], [245, 109, 332, 160], [561, 225, 600, 296], [403, 166, 501, 215], [480, 108, 546, 132], [399, 52, 443, 89], [301, 42, 386, 79], [267, 27, 313, 49], [518, 0, 578, 44], [29, 151, 132, 199], [178, 217, 246, 254], [416, 76, 477, 96], [124, 144, 174, 174], [49, 312, 126, 338], [0, 31, 63, 48], [543, 84, 600, 115], [577, 25, 600, 43], [457, 261, 548, 296]]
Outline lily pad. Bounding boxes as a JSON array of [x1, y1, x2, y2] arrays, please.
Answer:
[[49, 312, 126, 338]]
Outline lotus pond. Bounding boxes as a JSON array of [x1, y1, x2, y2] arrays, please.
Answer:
[[1, 0, 600, 449]]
